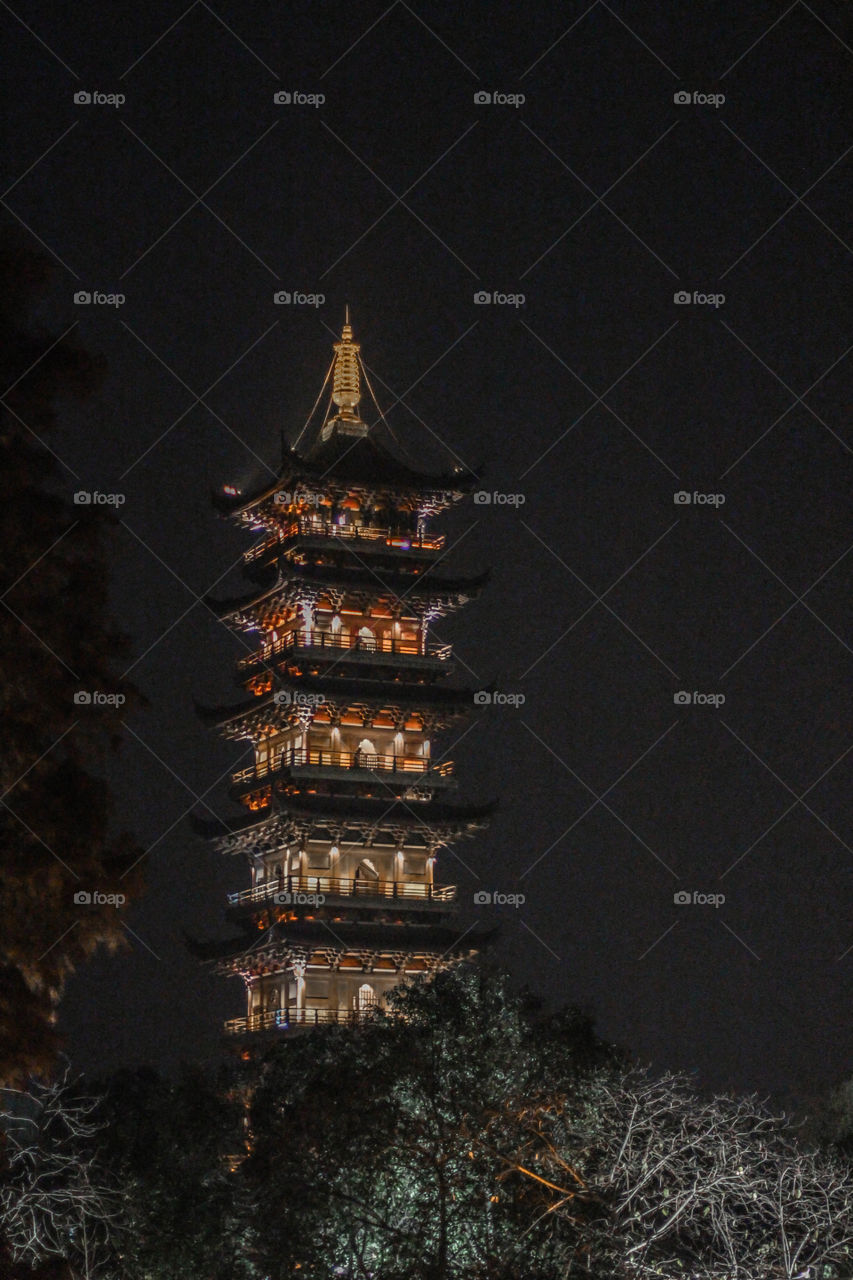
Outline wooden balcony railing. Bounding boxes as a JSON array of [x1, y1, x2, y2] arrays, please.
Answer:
[[232, 748, 453, 788], [238, 629, 451, 671], [227, 876, 456, 906], [225, 1007, 366, 1034], [244, 521, 444, 563]]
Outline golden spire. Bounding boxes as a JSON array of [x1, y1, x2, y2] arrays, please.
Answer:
[[322, 310, 368, 440], [332, 309, 361, 415]]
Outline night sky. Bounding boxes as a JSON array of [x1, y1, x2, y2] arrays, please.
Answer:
[[3, 0, 852, 1102]]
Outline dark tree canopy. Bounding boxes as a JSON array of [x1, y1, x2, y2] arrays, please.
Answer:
[[0, 233, 143, 1086]]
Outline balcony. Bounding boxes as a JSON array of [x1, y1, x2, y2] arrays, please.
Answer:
[[244, 521, 445, 564], [225, 1007, 365, 1034], [237, 628, 452, 673], [227, 875, 456, 908], [231, 748, 454, 791]]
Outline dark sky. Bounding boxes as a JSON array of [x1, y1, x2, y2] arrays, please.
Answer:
[[3, 0, 852, 1101]]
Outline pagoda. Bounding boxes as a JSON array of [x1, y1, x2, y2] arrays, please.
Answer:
[[199, 315, 493, 1035]]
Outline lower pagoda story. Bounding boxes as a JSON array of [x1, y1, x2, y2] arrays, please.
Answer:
[[198, 314, 493, 1035]]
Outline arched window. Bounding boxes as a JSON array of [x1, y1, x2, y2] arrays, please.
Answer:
[[357, 983, 378, 1011]]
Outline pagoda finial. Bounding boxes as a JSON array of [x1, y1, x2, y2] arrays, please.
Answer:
[[331, 311, 361, 413]]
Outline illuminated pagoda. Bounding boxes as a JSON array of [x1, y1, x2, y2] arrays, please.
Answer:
[[199, 314, 492, 1034]]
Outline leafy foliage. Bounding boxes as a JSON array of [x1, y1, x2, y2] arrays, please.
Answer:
[[246, 962, 622, 1279], [95, 1065, 254, 1280]]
